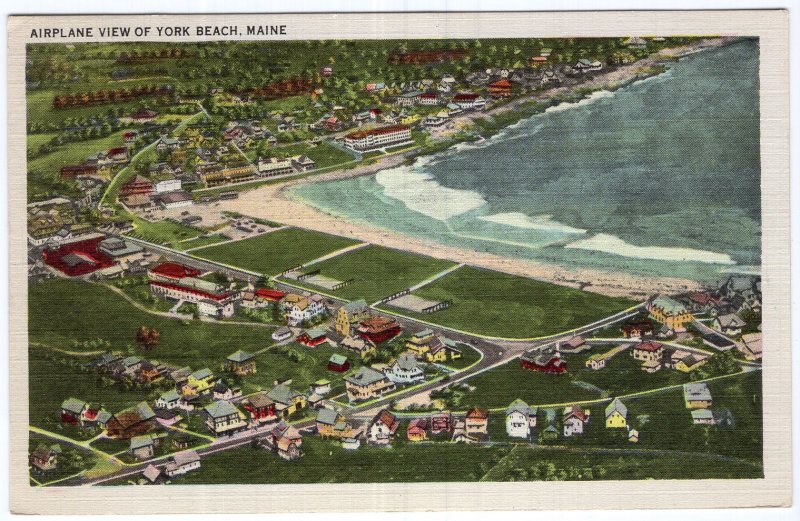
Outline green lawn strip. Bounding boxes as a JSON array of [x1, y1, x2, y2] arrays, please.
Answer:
[[437, 341, 483, 371], [191, 227, 361, 277], [282, 244, 457, 303], [122, 214, 205, 248], [381, 266, 636, 339]]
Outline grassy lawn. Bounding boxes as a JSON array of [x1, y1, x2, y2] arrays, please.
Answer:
[[122, 215, 204, 248], [27, 345, 153, 435], [176, 233, 231, 251], [192, 227, 361, 276], [285, 245, 456, 302], [28, 279, 356, 399], [27, 132, 58, 156], [381, 266, 636, 339], [439, 342, 483, 371], [29, 434, 98, 485], [260, 141, 355, 169], [108, 277, 175, 313]]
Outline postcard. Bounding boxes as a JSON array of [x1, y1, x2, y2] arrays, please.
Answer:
[[7, 10, 791, 514]]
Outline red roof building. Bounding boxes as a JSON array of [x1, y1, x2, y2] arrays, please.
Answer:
[[297, 329, 328, 347], [520, 346, 567, 374], [42, 236, 115, 276], [60, 164, 98, 178], [255, 288, 286, 302], [121, 175, 154, 196], [357, 316, 402, 344], [344, 125, 412, 152], [107, 147, 128, 161], [488, 79, 513, 97], [131, 109, 158, 122], [149, 262, 202, 281]]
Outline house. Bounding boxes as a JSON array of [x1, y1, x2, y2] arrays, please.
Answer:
[[164, 450, 201, 477], [541, 425, 559, 441], [334, 299, 369, 336], [405, 329, 436, 357], [120, 175, 154, 197], [407, 418, 428, 442], [155, 389, 181, 410], [30, 444, 61, 472], [285, 294, 326, 326], [628, 429, 640, 443], [384, 353, 425, 384], [563, 406, 590, 437], [327, 354, 351, 373], [712, 313, 746, 336], [367, 410, 400, 445], [684, 382, 713, 409], [675, 353, 708, 372], [106, 402, 157, 439], [96, 237, 144, 262], [297, 328, 328, 347], [263, 422, 303, 461], [185, 368, 216, 396], [417, 91, 441, 105], [203, 400, 247, 436], [451, 93, 486, 110], [267, 384, 308, 418], [488, 79, 513, 97], [310, 379, 331, 396], [605, 398, 628, 429], [142, 464, 163, 484], [632, 341, 664, 363], [341, 335, 377, 359], [60, 397, 88, 425], [573, 58, 603, 73], [520, 345, 566, 374], [691, 408, 716, 425], [342, 437, 361, 450], [647, 295, 693, 331], [344, 366, 396, 402], [422, 412, 449, 436], [154, 409, 182, 427], [343, 125, 413, 153], [560, 336, 589, 354], [225, 350, 256, 376], [358, 316, 402, 344], [396, 90, 421, 107], [621, 321, 654, 339], [212, 382, 242, 401], [156, 190, 193, 210], [739, 332, 762, 361], [316, 408, 352, 439], [702, 333, 736, 352], [465, 407, 489, 436], [241, 392, 276, 423], [131, 108, 158, 122], [505, 399, 537, 439], [272, 326, 293, 342], [425, 337, 462, 363], [129, 433, 164, 460]]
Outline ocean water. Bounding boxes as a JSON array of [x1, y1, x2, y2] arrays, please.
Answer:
[[292, 39, 761, 283]]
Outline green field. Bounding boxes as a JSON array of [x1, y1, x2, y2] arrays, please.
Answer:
[[381, 266, 636, 339], [192, 227, 361, 276], [286, 245, 457, 302], [28, 279, 357, 400], [161, 433, 761, 485], [122, 214, 204, 248]]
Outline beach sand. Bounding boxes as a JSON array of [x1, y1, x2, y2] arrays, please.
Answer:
[[214, 39, 738, 299]]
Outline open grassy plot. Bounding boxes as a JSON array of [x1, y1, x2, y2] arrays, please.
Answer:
[[381, 266, 635, 338], [438, 342, 483, 371], [29, 434, 99, 485], [28, 279, 356, 399], [192, 227, 361, 276], [287, 245, 456, 302], [123, 214, 205, 248], [177, 233, 231, 251], [27, 345, 152, 436]]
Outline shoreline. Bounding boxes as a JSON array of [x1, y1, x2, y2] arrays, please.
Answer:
[[215, 37, 741, 299]]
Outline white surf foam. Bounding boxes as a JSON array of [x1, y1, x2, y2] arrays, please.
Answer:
[[478, 212, 587, 235], [375, 168, 487, 221], [544, 89, 615, 114], [564, 233, 736, 265]]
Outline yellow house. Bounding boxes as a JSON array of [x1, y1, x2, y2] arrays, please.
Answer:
[[675, 354, 707, 373], [406, 329, 436, 357], [344, 366, 396, 402], [646, 295, 694, 331], [425, 338, 463, 363], [267, 384, 308, 418], [400, 114, 422, 125], [335, 299, 370, 337], [605, 398, 628, 429], [186, 368, 216, 395]]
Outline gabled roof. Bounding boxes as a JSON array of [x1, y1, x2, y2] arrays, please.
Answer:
[[244, 392, 273, 409], [316, 407, 342, 426], [159, 389, 181, 402], [61, 397, 87, 415], [371, 409, 399, 433], [172, 450, 200, 466], [130, 434, 155, 450], [505, 399, 534, 417], [684, 382, 712, 402], [466, 407, 489, 420], [344, 366, 386, 387], [190, 368, 213, 381], [267, 384, 302, 405], [341, 299, 368, 315], [204, 400, 241, 419], [226, 350, 254, 363], [329, 354, 348, 365], [142, 464, 162, 482], [605, 398, 627, 418]]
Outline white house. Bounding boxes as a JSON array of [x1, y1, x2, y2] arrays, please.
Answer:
[[563, 406, 590, 437], [164, 450, 201, 477], [154, 178, 182, 193], [286, 294, 325, 326], [155, 389, 181, 410], [367, 410, 399, 445], [198, 297, 236, 318], [505, 399, 537, 439], [384, 353, 425, 384]]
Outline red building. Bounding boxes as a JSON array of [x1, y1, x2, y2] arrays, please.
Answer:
[[429, 412, 452, 434], [488, 79, 513, 97], [120, 175, 154, 196], [107, 147, 129, 162], [147, 262, 234, 304], [520, 346, 567, 374], [327, 354, 351, 373], [621, 321, 655, 338], [255, 288, 286, 302], [357, 316, 402, 344], [131, 109, 158, 122], [297, 329, 328, 347], [242, 393, 277, 423], [59, 164, 98, 178], [42, 236, 115, 276]]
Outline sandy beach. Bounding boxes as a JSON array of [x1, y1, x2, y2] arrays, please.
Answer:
[[215, 38, 739, 299]]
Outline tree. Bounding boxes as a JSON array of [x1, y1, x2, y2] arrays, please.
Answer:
[[135, 326, 160, 351]]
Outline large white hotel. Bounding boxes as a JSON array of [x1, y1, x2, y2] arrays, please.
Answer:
[[343, 125, 413, 153]]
